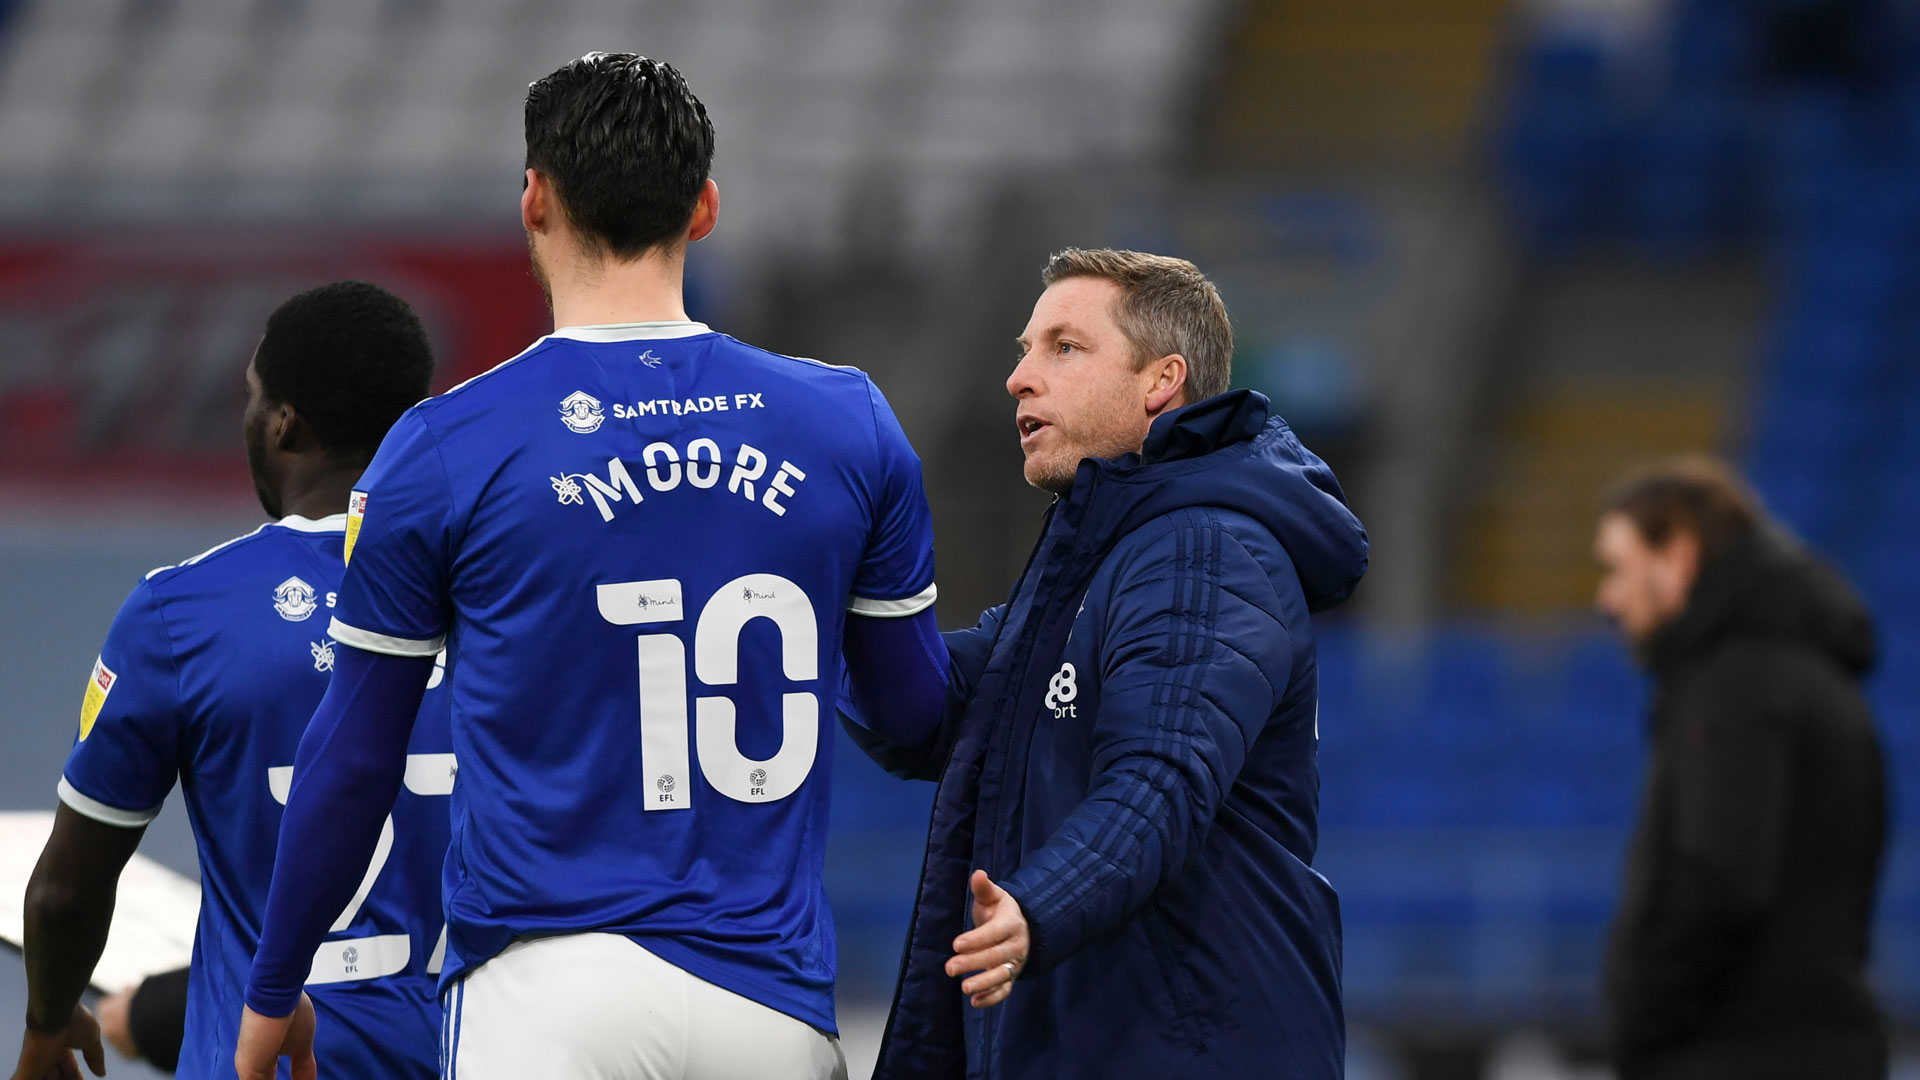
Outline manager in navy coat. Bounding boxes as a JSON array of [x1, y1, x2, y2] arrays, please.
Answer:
[[846, 248, 1369, 1079]]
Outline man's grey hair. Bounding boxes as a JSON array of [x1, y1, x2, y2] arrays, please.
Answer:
[[1040, 248, 1233, 404]]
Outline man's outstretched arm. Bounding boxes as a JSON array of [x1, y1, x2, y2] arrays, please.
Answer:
[[839, 607, 952, 780], [236, 644, 433, 1079], [951, 518, 1287, 999], [11, 807, 143, 1080]]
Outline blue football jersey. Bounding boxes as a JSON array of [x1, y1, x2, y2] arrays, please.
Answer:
[[329, 321, 937, 1033], [60, 514, 453, 1079]]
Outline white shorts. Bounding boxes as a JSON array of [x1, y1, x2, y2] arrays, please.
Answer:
[[441, 933, 847, 1080]]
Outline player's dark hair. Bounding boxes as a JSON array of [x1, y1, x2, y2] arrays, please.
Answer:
[[525, 52, 715, 260], [1602, 457, 1763, 564], [254, 281, 434, 467]]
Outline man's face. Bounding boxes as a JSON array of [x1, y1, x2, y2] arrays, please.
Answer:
[[1008, 277, 1158, 494], [241, 358, 281, 519], [1593, 512, 1696, 648]]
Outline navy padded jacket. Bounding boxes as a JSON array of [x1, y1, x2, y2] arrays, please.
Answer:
[[852, 390, 1369, 1080]]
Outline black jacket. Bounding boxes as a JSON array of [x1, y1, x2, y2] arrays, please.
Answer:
[[1606, 528, 1888, 1079]]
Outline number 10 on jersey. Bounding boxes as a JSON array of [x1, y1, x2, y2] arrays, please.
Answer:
[[597, 573, 820, 808]]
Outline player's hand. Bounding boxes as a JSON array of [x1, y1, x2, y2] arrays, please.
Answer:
[[95, 987, 138, 1062], [233, 995, 316, 1080], [11, 1003, 106, 1080], [947, 869, 1030, 1009]]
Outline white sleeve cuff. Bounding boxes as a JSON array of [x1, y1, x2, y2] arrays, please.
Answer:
[[328, 618, 446, 658], [57, 777, 161, 828], [847, 583, 937, 618]]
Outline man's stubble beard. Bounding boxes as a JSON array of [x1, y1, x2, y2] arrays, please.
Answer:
[[1024, 453, 1078, 495], [1018, 395, 1152, 495], [1023, 432, 1130, 496], [527, 231, 553, 310]]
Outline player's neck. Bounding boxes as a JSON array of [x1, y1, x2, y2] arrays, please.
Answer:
[[548, 246, 692, 331], [276, 470, 358, 523]]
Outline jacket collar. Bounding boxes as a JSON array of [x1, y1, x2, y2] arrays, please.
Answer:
[[1138, 389, 1271, 466], [1060, 389, 1272, 523]]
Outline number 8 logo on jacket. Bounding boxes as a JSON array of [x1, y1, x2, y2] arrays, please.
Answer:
[[1045, 662, 1077, 716]]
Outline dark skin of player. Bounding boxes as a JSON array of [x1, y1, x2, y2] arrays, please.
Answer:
[[11, 357, 361, 1080]]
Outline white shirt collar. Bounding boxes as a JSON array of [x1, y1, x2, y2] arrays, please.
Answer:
[[549, 321, 714, 343], [276, 513, 348, 533]]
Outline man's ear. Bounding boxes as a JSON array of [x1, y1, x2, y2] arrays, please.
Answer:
[[271, 404, 305, 453], [687, 179, 719, 244], [521, 169, 547, 234], [1144, 354, 1188, 415]]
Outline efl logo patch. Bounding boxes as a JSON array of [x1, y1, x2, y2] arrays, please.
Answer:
[[79, 657, 116, 741], [344, 491, 367, 565]]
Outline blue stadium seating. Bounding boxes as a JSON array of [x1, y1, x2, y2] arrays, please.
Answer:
[[1311, 0, 1920, 1025]]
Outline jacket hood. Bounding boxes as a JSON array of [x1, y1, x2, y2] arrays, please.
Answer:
[[1078, 389, 1369, 612], [1647, 525, 1877, 678]]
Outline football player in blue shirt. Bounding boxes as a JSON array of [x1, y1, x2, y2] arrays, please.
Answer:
[[12, 282, 450, 1080], [237, 54, 950, 1080]]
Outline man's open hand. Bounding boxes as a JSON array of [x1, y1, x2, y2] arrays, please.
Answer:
[[11, 1003, 105, 1080], [233, 995, 316, 1080], [947, 869, 1030, 1009]]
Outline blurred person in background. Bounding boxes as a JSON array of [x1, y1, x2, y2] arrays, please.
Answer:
[[11, 282, 449, 1080], [1594, 458, 1887, 1080], [238, 52, 947, 1080], [96, 968, 188, 1073], [847, 249, 1366, 1080]]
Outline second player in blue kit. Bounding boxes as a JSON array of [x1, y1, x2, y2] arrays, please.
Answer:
[[239, 54, 951, 1080], [11, 282, 449, 1080]]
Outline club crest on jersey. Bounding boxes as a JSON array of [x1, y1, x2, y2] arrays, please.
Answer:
[[273, 576, 318, 622], [559, 391, 605, 434]]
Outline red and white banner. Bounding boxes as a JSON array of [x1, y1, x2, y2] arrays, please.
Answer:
[[0, 230, 550, 499]]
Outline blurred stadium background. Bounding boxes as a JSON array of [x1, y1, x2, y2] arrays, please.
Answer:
[[1, 0, 1917, 1076]]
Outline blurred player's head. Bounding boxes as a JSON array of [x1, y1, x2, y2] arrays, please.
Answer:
[[521, 52, 718, 300], [245, 281, 435, 519], [1594, 457, 1762, 648], [1008, 248, 1232, 493]]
